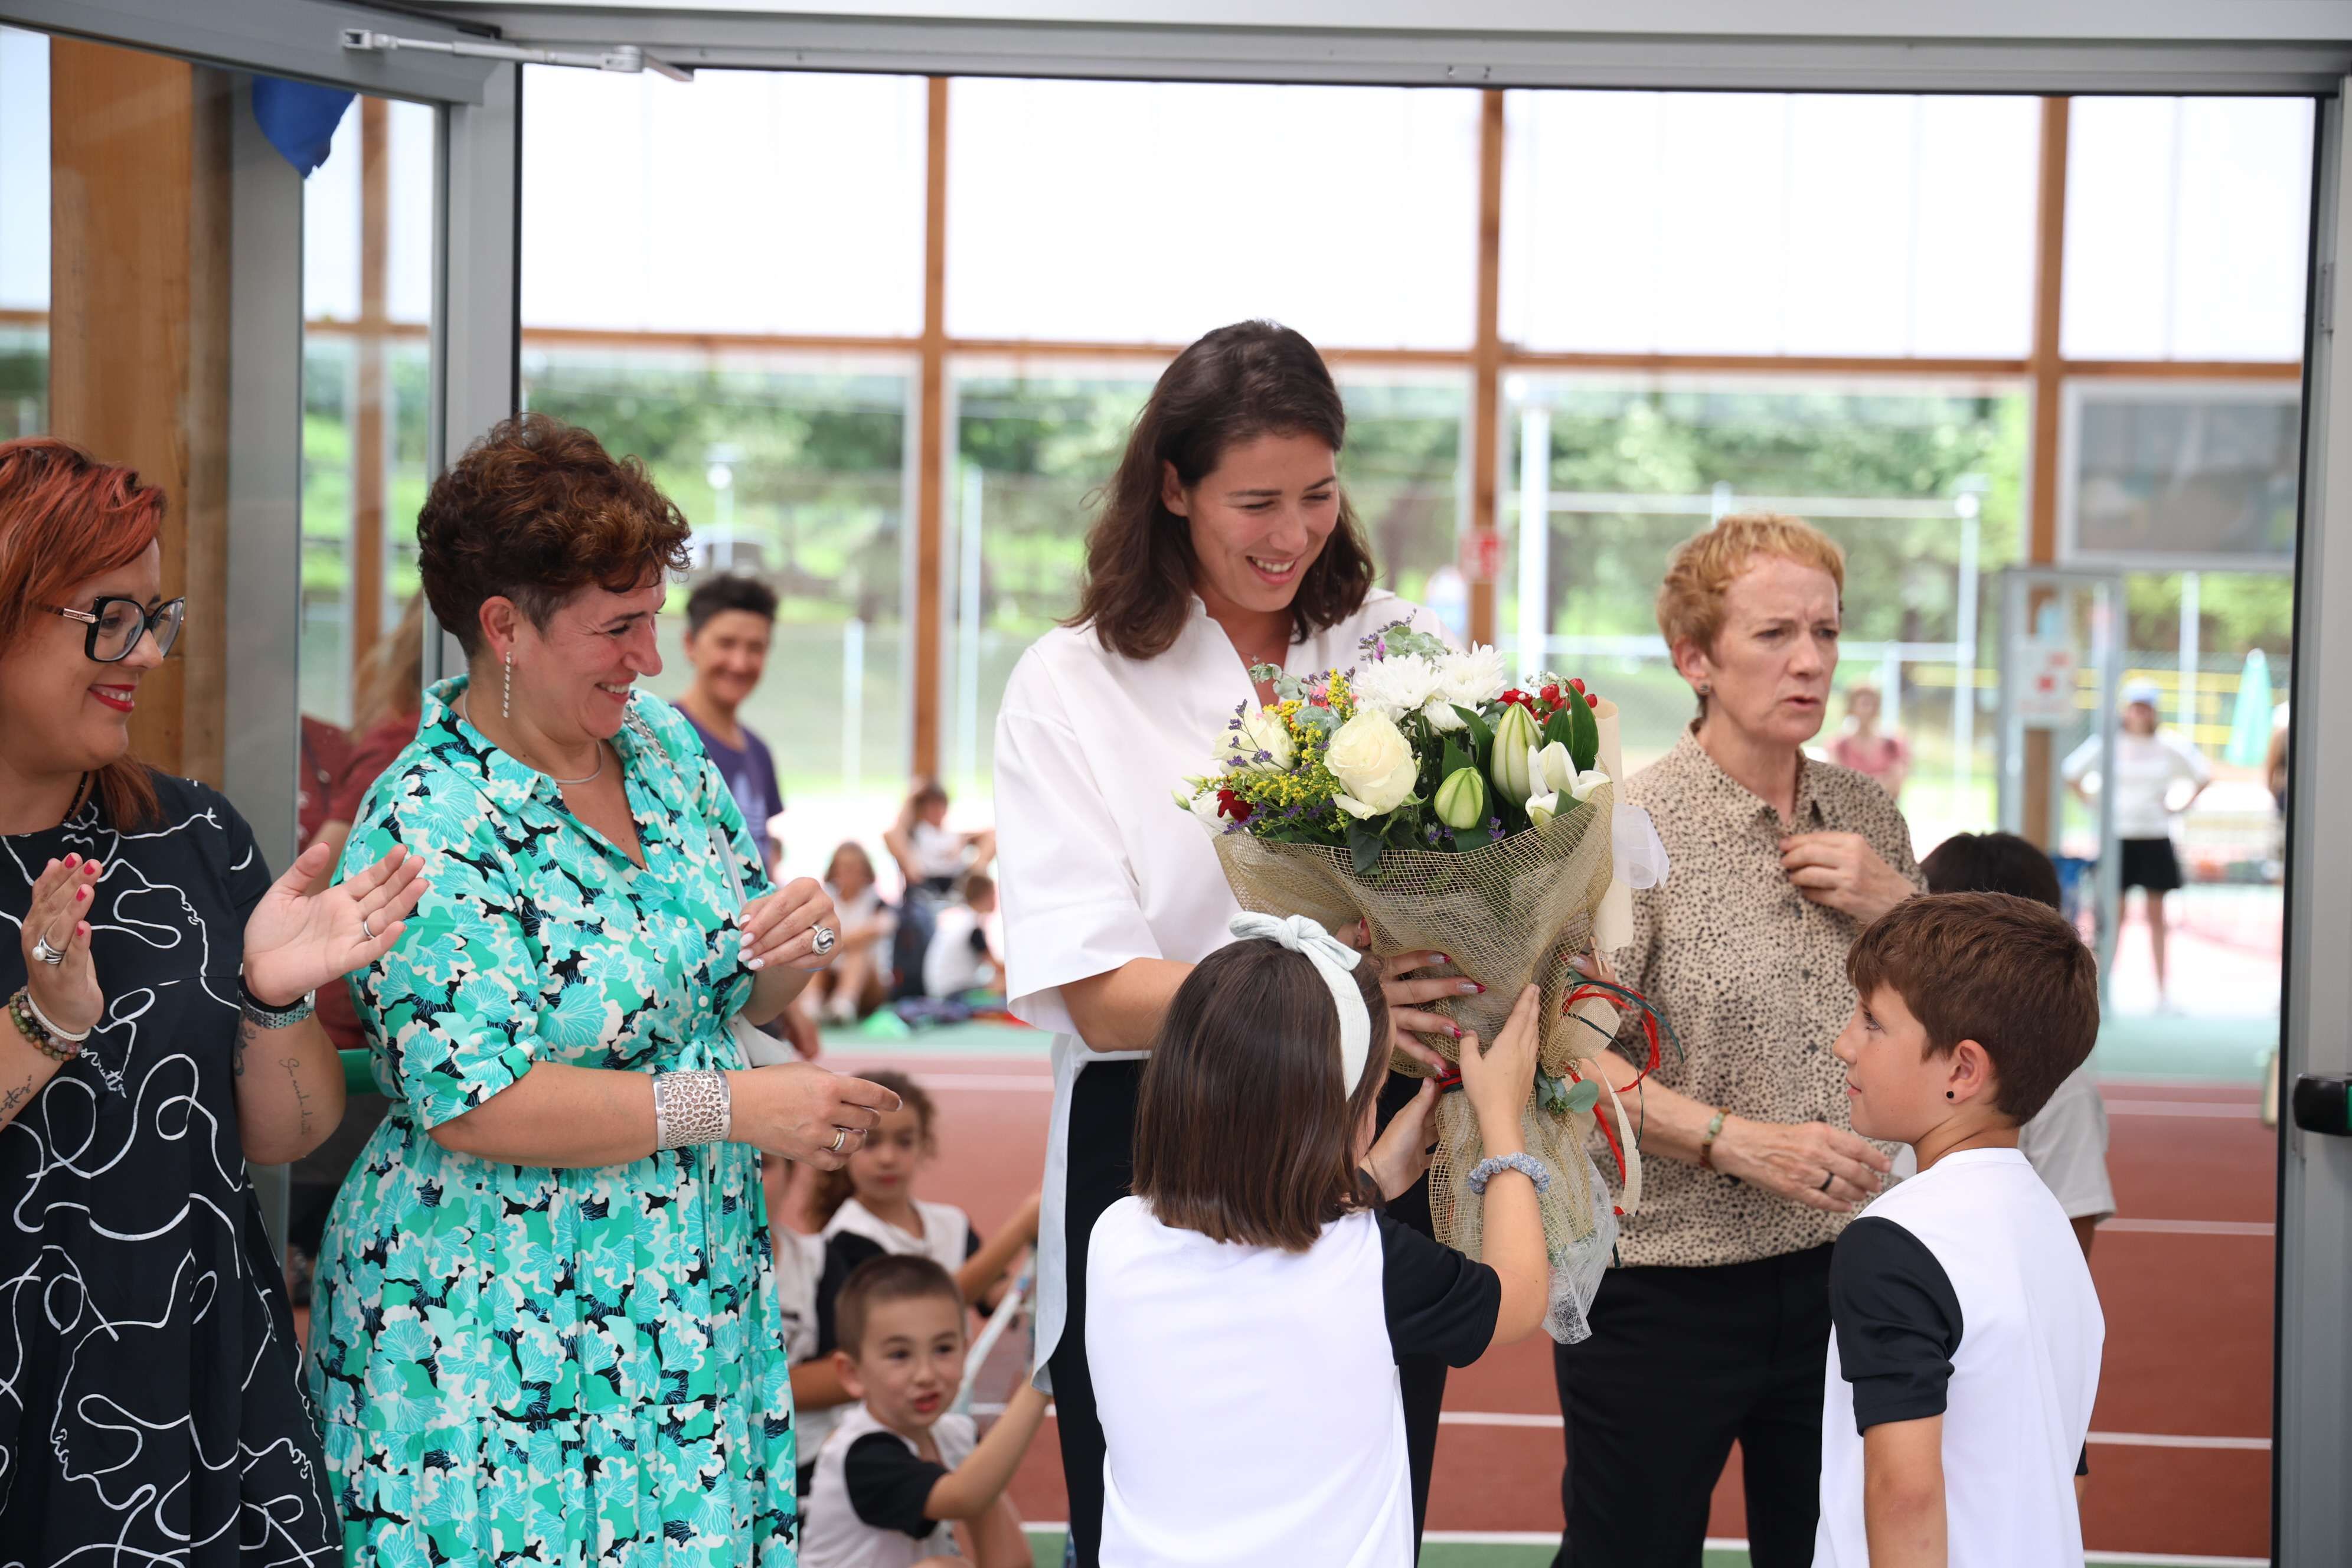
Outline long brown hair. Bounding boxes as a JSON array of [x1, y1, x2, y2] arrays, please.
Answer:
[[0, 437, 165, 828], [1132, 939, 1389, 1252], [812, 1070, 936, 1227], [1069, 320, 1375, 661]]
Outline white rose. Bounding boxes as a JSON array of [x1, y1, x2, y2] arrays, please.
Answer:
[[1324, 710, 1419, 816], [1187, 788, 1229, 835], [1438, 645, 1507, 708], [1221, 707, 1293, 773], [1348, 654, 1444, 723]]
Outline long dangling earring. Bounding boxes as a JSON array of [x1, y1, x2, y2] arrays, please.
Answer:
[[502, 650, 514, 720]]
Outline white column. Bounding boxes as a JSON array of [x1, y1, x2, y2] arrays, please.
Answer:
[[956, 462, 985, 790], [842, 616, 865, 798], [1515, 405, 1550, 678], [2178, 569, 2201, 736]]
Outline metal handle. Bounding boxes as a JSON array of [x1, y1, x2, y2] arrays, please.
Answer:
[[2290, 1073, 2352, 1136]]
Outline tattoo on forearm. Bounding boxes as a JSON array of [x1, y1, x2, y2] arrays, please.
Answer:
[[280, 1057, 315, 1139], [0, 1074, 33, 1116], [234, 1018, 257, 1079]]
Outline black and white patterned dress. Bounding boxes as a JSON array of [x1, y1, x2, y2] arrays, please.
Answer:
[[0, 773, 336, 1564]]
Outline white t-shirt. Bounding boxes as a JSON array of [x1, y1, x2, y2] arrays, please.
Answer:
[[2015, 1066, 2115, 1222], [1815, 1148, 2104, 1568], [799, 1402, 979, 1568], [923, 903, 999, 997], [992, 589, 1442, 1386], [909, 820, 969, 883], [2062, 729, 2211, 839], [1086, 1198, 1500, 1568]]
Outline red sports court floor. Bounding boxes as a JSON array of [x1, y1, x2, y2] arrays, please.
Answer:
[[827, 1046, 2279, 1563]]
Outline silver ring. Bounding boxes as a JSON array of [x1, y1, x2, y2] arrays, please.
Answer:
[[810, 924, 837, 956], [361, 914, 378, 943], [829, 1127, 849, 1154], [30, 934, 65, 966]]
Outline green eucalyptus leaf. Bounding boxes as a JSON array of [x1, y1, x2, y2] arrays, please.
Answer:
[[1563, 1078, 1601, 1115]]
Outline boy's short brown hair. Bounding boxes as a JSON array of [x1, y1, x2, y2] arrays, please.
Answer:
[[1846, 891, 2099, 1123], [835, 1254, 963, 1360], [1132, 938, 1390, 1253]]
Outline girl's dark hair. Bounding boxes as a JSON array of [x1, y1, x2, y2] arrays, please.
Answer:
[[1133, 939, 1389, 1252], [812, 1069, 936, 1227], [1068, 320, 1374, 661]]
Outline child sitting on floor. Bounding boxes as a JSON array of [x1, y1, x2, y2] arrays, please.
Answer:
[[800, 1255, 1048, 1568], [1085, 913, 1553, 1568], [791, 1070, 1041, 1494], [1817, 891, 2106, 1568]]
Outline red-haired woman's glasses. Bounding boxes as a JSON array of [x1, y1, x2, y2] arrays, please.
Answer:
[[48, 596, 187, 663]]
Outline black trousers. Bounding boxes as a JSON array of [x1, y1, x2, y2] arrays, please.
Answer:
[[1050, 1063, 1447, 1567], [1550, 1243, 1835, 1568]]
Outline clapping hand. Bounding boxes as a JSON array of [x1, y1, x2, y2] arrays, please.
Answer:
[[19, 855, 104, 1035], [242, 843, 429, 1009]]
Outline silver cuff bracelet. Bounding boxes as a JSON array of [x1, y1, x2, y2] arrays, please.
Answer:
[[653, 1068, 731, 1151]]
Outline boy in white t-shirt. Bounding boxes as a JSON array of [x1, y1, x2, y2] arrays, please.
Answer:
[[799, 1255, 1047, 1568], [1816, 893, 2105, 1568]]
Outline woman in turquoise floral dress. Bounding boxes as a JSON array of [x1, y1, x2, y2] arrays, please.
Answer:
[[308, 415, 901, 1566]]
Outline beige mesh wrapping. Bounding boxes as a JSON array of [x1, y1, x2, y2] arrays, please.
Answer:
[[1213, 785, 1625, 1342]]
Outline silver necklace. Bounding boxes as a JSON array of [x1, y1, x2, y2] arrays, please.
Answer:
[[459, 696, 606, 787]]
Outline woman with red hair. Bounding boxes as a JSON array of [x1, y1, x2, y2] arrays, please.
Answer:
[[0, 436, 428, 1563]]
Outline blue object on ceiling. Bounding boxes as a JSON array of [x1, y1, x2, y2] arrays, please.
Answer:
[[251, 77, 355, 177]]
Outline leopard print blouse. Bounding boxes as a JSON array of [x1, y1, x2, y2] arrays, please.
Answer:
[[1606, 726, 1924, 1268]]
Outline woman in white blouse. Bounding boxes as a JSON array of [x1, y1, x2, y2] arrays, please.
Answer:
[[994, 320, 1466, 1566], [2063, 680, 2211, 1008]]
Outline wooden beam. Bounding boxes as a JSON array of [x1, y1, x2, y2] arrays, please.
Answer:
[[2023, 94, 2072, 850], [1468, 88, 1505, 649], [913, 76, 948, 782], [48, 40, 232, 786], [352, 94, 388, 716]]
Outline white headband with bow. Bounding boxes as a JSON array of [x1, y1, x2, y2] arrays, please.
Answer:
[[1228, 912, 1373, 1091]]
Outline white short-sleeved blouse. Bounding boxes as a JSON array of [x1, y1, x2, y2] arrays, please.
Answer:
[[992, 589, 1441, 1382]]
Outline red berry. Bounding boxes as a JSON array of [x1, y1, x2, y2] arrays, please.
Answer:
[[1540, 683, 1561, 705], [1570, 678, 1586, 694]]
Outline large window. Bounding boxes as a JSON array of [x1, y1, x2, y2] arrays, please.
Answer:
[[2063, 98, 2315, 361], [1501, 93, 2041, 357], [946, 80, 1481, 349], [0, 26, 48, 438], [519, 345, 916, 819], [1503, 376, 2025, 848]]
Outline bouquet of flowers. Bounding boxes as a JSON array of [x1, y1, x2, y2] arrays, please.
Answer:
[[1175, 619, 1670, 1344]]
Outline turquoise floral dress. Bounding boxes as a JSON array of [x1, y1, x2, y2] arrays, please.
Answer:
[[306, 678, 796, 1565]]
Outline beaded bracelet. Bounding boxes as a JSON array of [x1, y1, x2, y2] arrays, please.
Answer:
[[7, 988, 84, 1064], [652, 1069, 731, 1150], [1467, 1152, 1553, 1195]]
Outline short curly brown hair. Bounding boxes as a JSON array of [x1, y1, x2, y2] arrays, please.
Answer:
[[417, 413, 692, 655]]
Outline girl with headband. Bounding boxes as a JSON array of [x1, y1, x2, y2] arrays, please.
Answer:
[[1083, 914, 1552, 1566]]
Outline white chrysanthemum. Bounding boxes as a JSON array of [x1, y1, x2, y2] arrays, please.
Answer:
[[1348, 653, 1445, 722], [1437, 645, 1508, 708]]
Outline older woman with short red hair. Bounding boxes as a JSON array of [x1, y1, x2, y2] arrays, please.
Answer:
[[1552, 512, 1923, 1568], [0, 436, 427, 1563]]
